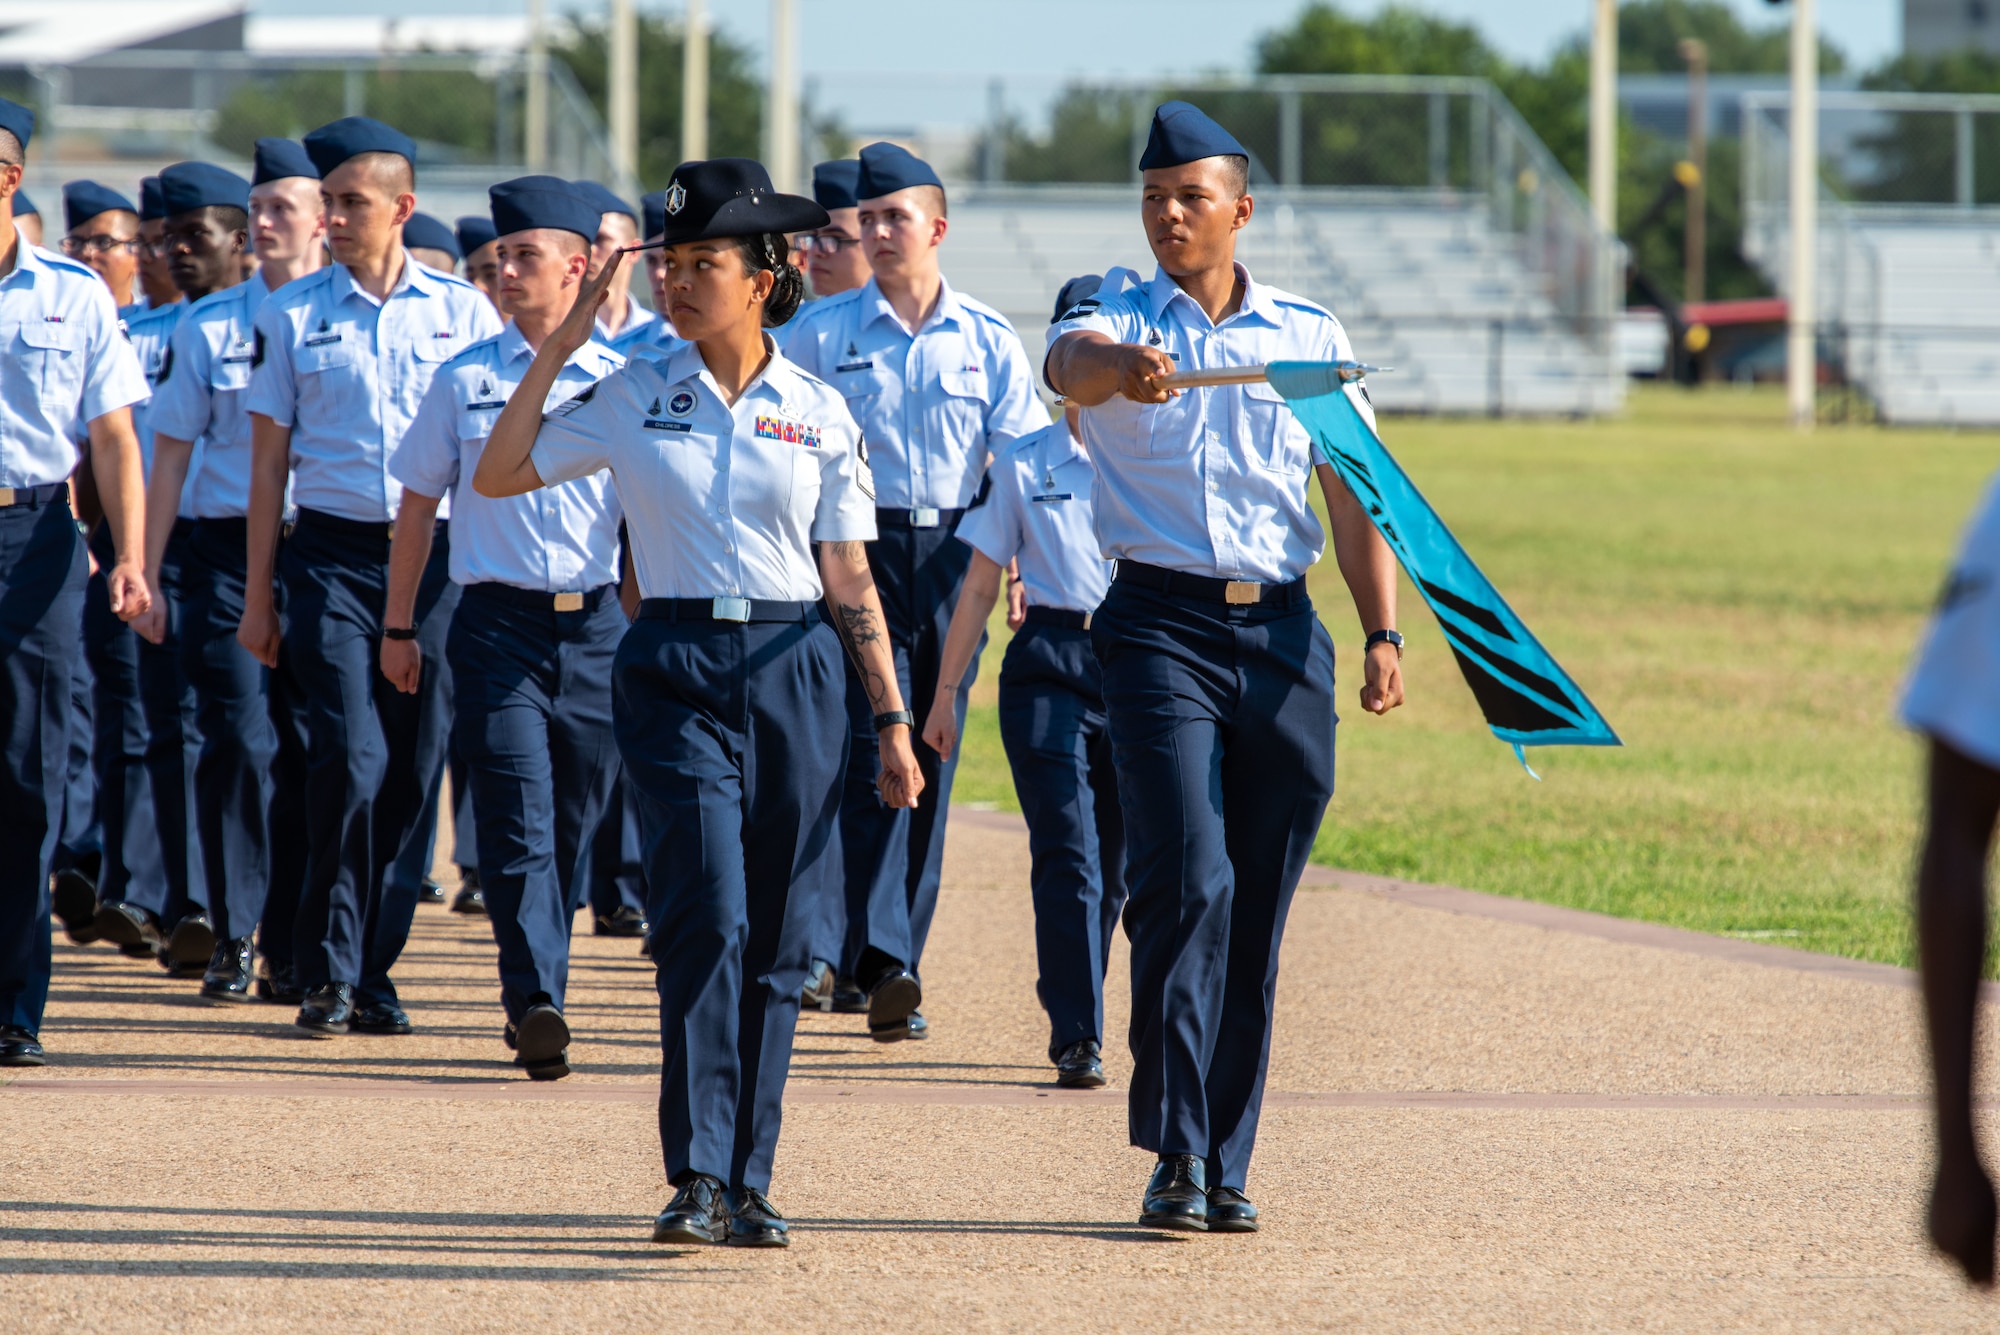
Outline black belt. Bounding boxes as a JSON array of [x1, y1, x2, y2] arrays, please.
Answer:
[[465, 581, 616, 614], [1023, 606, 1094, 631], [636, 597, 818, 624], [1113, 560, 1310, 608], [0, 481, 68, 509], [874, 506, 965, 530], [291, 508, 445, 546]]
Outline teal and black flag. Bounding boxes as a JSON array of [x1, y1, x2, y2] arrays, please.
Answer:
[[1268, 361, 1621, 770]]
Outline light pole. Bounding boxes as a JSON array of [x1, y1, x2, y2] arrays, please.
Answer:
[[608, 0, 639, 198], [524, 0, 547, 169], [1589, 0, 1617, 235], [1680, 38, 1707, 305], [766, 0, 799, 192], [683, 0, 707, 162], [1787, 0, 1818, 430]]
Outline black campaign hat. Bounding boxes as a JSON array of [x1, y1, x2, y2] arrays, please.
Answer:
[[647, 159, 827, 247], [252, 137, 318, 185], [159, 162, 250, 216], [303, 116, 417, 177], [812, 160, 860, 210], [63, 181, 136, 232], [402, 212, 460, 260], [490, 175, 599, 241], [1138, 101, 1248, 171], [455, 215, 497, 256]]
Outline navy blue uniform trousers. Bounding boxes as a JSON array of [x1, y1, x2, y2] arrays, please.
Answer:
[[617, 607, 846, 1193], [835, 515, 979, 982], [997, 622, 1127, 1061], [583, 778, 648, 920], [181, 516, 310, 944], [0, 492, 86, 1032], [1091, 579, 1337, 1192], [448, 582, 623, 1024], [53, 597, 98, 878], [86, 521, 205, 924], [280, 512, 457, 1005]]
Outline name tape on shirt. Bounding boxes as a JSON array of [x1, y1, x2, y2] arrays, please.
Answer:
[[1031, 493, 1074, 504], [643, 419, 693, 432], [754, 415, 822, 449]]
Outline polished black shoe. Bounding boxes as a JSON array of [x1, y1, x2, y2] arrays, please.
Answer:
[[652, 1174, 730, 1245], [1054, 1038, 1106, 1089], [906, 1009, 929, 1039], [200, 938, 256, 1001], [418, 877, 447, 905], [1206, 1185, 1260, 1233], [830, 977, 867, 1013], [165, 912, 216, 969], [801, 959, 835, 1012], [450, 886, 486, 915], [866, 968, 922, 1042], [729, 1186, 791, 1247], [0, 1025, 46, 1067], [1140, 1154, 1210, 1232], [351, 1001, 412, 1035], [256, 959, 305, 1005], [51, 868, 100, 943], [295, 982, 355, 1035], [513, 1002, 569, 1080], [593, 904, 648, 937], [94, 901, 163, 956]]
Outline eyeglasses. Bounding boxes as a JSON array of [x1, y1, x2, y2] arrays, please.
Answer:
[[799, 233, 860, 256], [61, 234, 137, 257]]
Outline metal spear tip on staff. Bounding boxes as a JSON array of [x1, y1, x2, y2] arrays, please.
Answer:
[[1148, 360, 1389, 393]]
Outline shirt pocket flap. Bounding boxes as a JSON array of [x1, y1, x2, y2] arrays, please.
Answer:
[[410, 337, 460, 363], [294, 338, 356, 374], [456, 404, 500, 440], [833, 363, 886, 399], [939, 368, 988, 401], [1242, 381, 1288, 404], [208, 357, 253, 392], [19, 321, 78, 353]]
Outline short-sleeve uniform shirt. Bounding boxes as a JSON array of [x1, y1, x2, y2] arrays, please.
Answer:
[[530, 338, 876, 602], [391, 323, 625, 593], [954, 418, 1111, 614], [781, 275, 1046, 511], [147, 273, 274, 519], [0, 244, 150, 489], [1902, 473, 2000, 769], [1048, 263, 1375, 585], [121, 296, 195, 515], [596, 299, 663, 359], [246, 252, 503, 523]]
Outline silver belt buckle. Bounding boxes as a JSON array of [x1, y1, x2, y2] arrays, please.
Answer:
[[910, 506, 940, 528], [1224, 581, 1262, 605], [712, 596, 751, 623], [552, 591, 584, 612]]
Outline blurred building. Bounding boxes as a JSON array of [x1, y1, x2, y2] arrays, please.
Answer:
[[1905, 0, 2000, 57]]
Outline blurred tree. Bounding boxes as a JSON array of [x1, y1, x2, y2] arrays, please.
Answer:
[[213, 67, 498, 163], [1613, 0, 1844, 74], [1851, 51, 2000, 204]]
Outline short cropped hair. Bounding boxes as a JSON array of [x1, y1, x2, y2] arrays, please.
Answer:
[[1217, 154, 1249, 198], [0, 130, 21, 167], [351, 150, 415, 196]]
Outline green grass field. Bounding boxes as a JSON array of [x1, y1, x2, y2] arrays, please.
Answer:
[[949, 384, 2000, 971]]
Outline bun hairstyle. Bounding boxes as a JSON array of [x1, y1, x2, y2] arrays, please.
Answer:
[[737, 230, 806, 327]]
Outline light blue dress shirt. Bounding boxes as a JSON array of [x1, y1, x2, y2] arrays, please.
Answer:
[[147, 272, 273, 519], [121, 296, 198, 515], [392, 323, 625, 593], [0, 244, 150, 489], [246, 251, 503, 523], [1048, 263, 1376, 586], [955, 418, 1111, 614], [595, 297, 662, 359], [531, 337, 877, 602], [781, 275, 1046, 512]]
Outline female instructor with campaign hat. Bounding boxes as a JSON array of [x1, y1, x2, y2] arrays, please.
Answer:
[[474, 158, 923, 1248]]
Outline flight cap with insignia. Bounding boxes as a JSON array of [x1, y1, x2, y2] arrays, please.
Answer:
[[490, 176, 599, 242], [139, 177, 166, 222], [455, 215, 498, 256], [158, 162, 251, 217], [63, 181, 137, 232], [855, 142, 942, 202], [1139, 101, 1247, 171], [569, 179, 634, 224], [812, 160, 861, 211], [303, 116, 417, 178], [1052, 273, 1102, 326], [251, 137, 319, 186], [647, 159, 827, 247], [0, 96, 35, 153], [402, 211, 460, 260]]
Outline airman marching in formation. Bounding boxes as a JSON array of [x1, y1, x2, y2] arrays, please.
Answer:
[[0, 94, 1406, 1245]]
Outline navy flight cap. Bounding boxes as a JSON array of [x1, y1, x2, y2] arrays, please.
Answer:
[[650, 158, 827, 247], [159, 162, 250, 216], [1052, 273, 1102, 326], [252, 137, 319, 185], [857, 142, 941, 200], [14, 189, 34, 219], [569, 179, 633, 223], [455, 215, 497, 256], [139, 177, 165, 222], [303, 116, 417, 178], [0, 96, 34, 151], [812, 159, 861, 210], [63, 181, 137, 232], [641, 189, 667, 240], [402, 212, 460, 260], [1138, 100, 1248, 171], [491, 176, 600, 241]]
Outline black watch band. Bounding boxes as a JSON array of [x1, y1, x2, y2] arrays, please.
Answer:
[[872, 709, 914, 732], [1365, 628, 1404, 658], [382, 625, 418, 641]]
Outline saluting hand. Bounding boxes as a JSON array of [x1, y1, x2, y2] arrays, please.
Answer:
[[1110, 344, 1180, 405], [877, 727, 925, 810], [549, 246, 624, 361], [1360, 640, 1404, 715]]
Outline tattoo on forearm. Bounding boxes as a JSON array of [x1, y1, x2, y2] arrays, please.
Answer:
[[827, 540, 868, 565], [831, 601, 891, 710], [836, 602, 881, 649]]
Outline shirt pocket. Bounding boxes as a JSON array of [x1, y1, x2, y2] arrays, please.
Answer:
[[208, 355, 253, 395], [292, 336, 360, 418], [932, 366, 990, 448], [18, 321, 83, 405], [1242, 380, 1309, 476]]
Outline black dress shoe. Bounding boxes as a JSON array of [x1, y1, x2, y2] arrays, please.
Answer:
[[200, 938, 256, 1001], [866, 968, 922, 1042], [1206, 1185, 1260, 1233], [51, 868, 100, 942], [1140, 1153, 1210, 1232], [729, 1186, 790, 1247], [418, 877, 447, 905], [256, 959, 304, 1005], [0, 1025, 46, 1067], [351, 1001, 412, 1035], [652, 1174, 730, 1244], [593, 904, 648, 937], [830, 977, 867, 1013], [906, 1009, 929, 1039], [94, 901, 162, 955], [1055, 1038, 1106, 1088], [295, 983, 355, 1035], [513, 1002, 569, 1080], [801, 959, 835, 1012], [165, 912, 216, 969], [450, 886, 487, 915]]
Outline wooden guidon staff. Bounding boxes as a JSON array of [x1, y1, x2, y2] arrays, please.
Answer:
[[1150, 361, 1387, 391]]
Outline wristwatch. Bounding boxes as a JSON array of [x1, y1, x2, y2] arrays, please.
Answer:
[[382, 625, 418, 641], [872, 709, 914, 732], [1365, 628, 1404, 659]]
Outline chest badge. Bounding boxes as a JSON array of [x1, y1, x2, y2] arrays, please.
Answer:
[[668, 390, 696, 417], [303, 316, 340, 348], [836, 339, 873, 374], [643, 392, 692, 432]]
